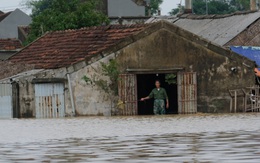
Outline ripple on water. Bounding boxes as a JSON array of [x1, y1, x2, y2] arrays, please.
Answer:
[[0, 113, 260, 162]]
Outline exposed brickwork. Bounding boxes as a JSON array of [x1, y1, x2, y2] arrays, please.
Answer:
[[0, 39, 22, 50], [9, 24, 149, 69]]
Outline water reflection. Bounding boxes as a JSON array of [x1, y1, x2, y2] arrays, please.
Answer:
[[0, 114, 260, 162]]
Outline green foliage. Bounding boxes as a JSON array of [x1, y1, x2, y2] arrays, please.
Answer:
[[169, 0, 250, 15], [83, 59, 120, 96], [25, 0, 109, 44], [146, 0, 163, 15], [95, 79, 110, 93], [82, 59, 120, 114], [82, 75, 93, 84], [100, 60, 120, 96], [165, 74, 177, 85], [230, 0, 250, 11], [169, 4, 184, 15], [193, 0, 236, 15]]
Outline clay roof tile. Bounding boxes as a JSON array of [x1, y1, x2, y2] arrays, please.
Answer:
[[9, 24, 150, 69]]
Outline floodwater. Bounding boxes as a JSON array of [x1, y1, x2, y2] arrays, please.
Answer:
[[1, 114, 260, 162]]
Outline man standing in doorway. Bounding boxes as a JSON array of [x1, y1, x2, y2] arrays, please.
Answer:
[[141, 80, 169, 115]]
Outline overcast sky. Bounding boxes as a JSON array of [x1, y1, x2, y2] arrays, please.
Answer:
[[0, 0, 183, 15]]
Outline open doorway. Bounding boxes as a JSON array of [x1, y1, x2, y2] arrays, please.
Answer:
[[137, 74, 178, 115]]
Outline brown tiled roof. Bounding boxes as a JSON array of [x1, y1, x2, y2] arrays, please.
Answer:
[[9, 24, 149, 69], [0, 39, 22, 50]]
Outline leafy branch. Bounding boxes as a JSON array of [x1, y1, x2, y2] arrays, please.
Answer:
[[82, 59, 120, 115], [165, 74, 177, 85]]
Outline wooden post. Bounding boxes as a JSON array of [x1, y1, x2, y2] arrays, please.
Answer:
[[230, 98, 233, 113], [234, 91, 237, 113], [242, 97, 245, 112], [242, 89, 246, 112]]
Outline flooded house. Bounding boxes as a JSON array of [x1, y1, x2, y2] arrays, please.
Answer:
[[0, 21, 255, 118]]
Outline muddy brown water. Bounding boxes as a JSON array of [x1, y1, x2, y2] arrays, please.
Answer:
[[0, 114, 260, 162]]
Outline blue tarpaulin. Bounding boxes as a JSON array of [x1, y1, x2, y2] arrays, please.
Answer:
[[230, 46, 260, 67]]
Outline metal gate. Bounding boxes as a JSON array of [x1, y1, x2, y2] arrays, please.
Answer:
[[118, 74, 138, 115], [178, 72, 197, 114], [0, 84, 12, 118], [35, 83, 65, 118]]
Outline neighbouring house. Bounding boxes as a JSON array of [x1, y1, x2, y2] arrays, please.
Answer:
[[146, 11, 260, 47], [103, 0, 146, 17], [96, 0, 151, 25], [0, 38, 22, 61], [0, 9, 32, 39], [147, 0, 260, 47], [0, 21, 255, 118]]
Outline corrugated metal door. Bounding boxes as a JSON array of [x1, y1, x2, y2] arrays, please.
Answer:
[[35, 83, 65, 118], [118, 74, 138, 115], [0, 84, 12, 118], [178, 72, 197, 114]]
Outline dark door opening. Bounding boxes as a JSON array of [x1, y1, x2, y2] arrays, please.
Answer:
[[137, 74, 178, 115]]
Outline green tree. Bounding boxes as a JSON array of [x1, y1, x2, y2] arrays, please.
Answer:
[[230, 0, 250, 11], [146, 0, 163, 15], [169, 4, 184, 15], [193, 0, 236, 15], [25, 0, 109, 44]]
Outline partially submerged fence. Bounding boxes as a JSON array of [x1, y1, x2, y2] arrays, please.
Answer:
[[229, 86, 260, 113]]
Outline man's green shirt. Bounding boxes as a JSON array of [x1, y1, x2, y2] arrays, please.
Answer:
[[149, 88, 168, 100]]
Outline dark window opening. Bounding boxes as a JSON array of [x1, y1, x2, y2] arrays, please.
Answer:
[[137, 74, 178, 115]]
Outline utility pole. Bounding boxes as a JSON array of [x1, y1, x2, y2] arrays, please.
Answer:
[[145, 0, 151, 16], [206, 0, 208, 15]]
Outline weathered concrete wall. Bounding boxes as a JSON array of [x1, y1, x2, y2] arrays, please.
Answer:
[[69, 54, 116, 116], [0, 9, 32, 39], [5, 68, 73, 118], [19, 80, 35, 117], [8, 54, 116, 117], [116, 29, 255, 113]]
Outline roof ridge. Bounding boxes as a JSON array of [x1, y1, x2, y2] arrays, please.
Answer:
[[48, 23, 150, 34], [178, 10, 259, 20], [8, 22, 153, 69]]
